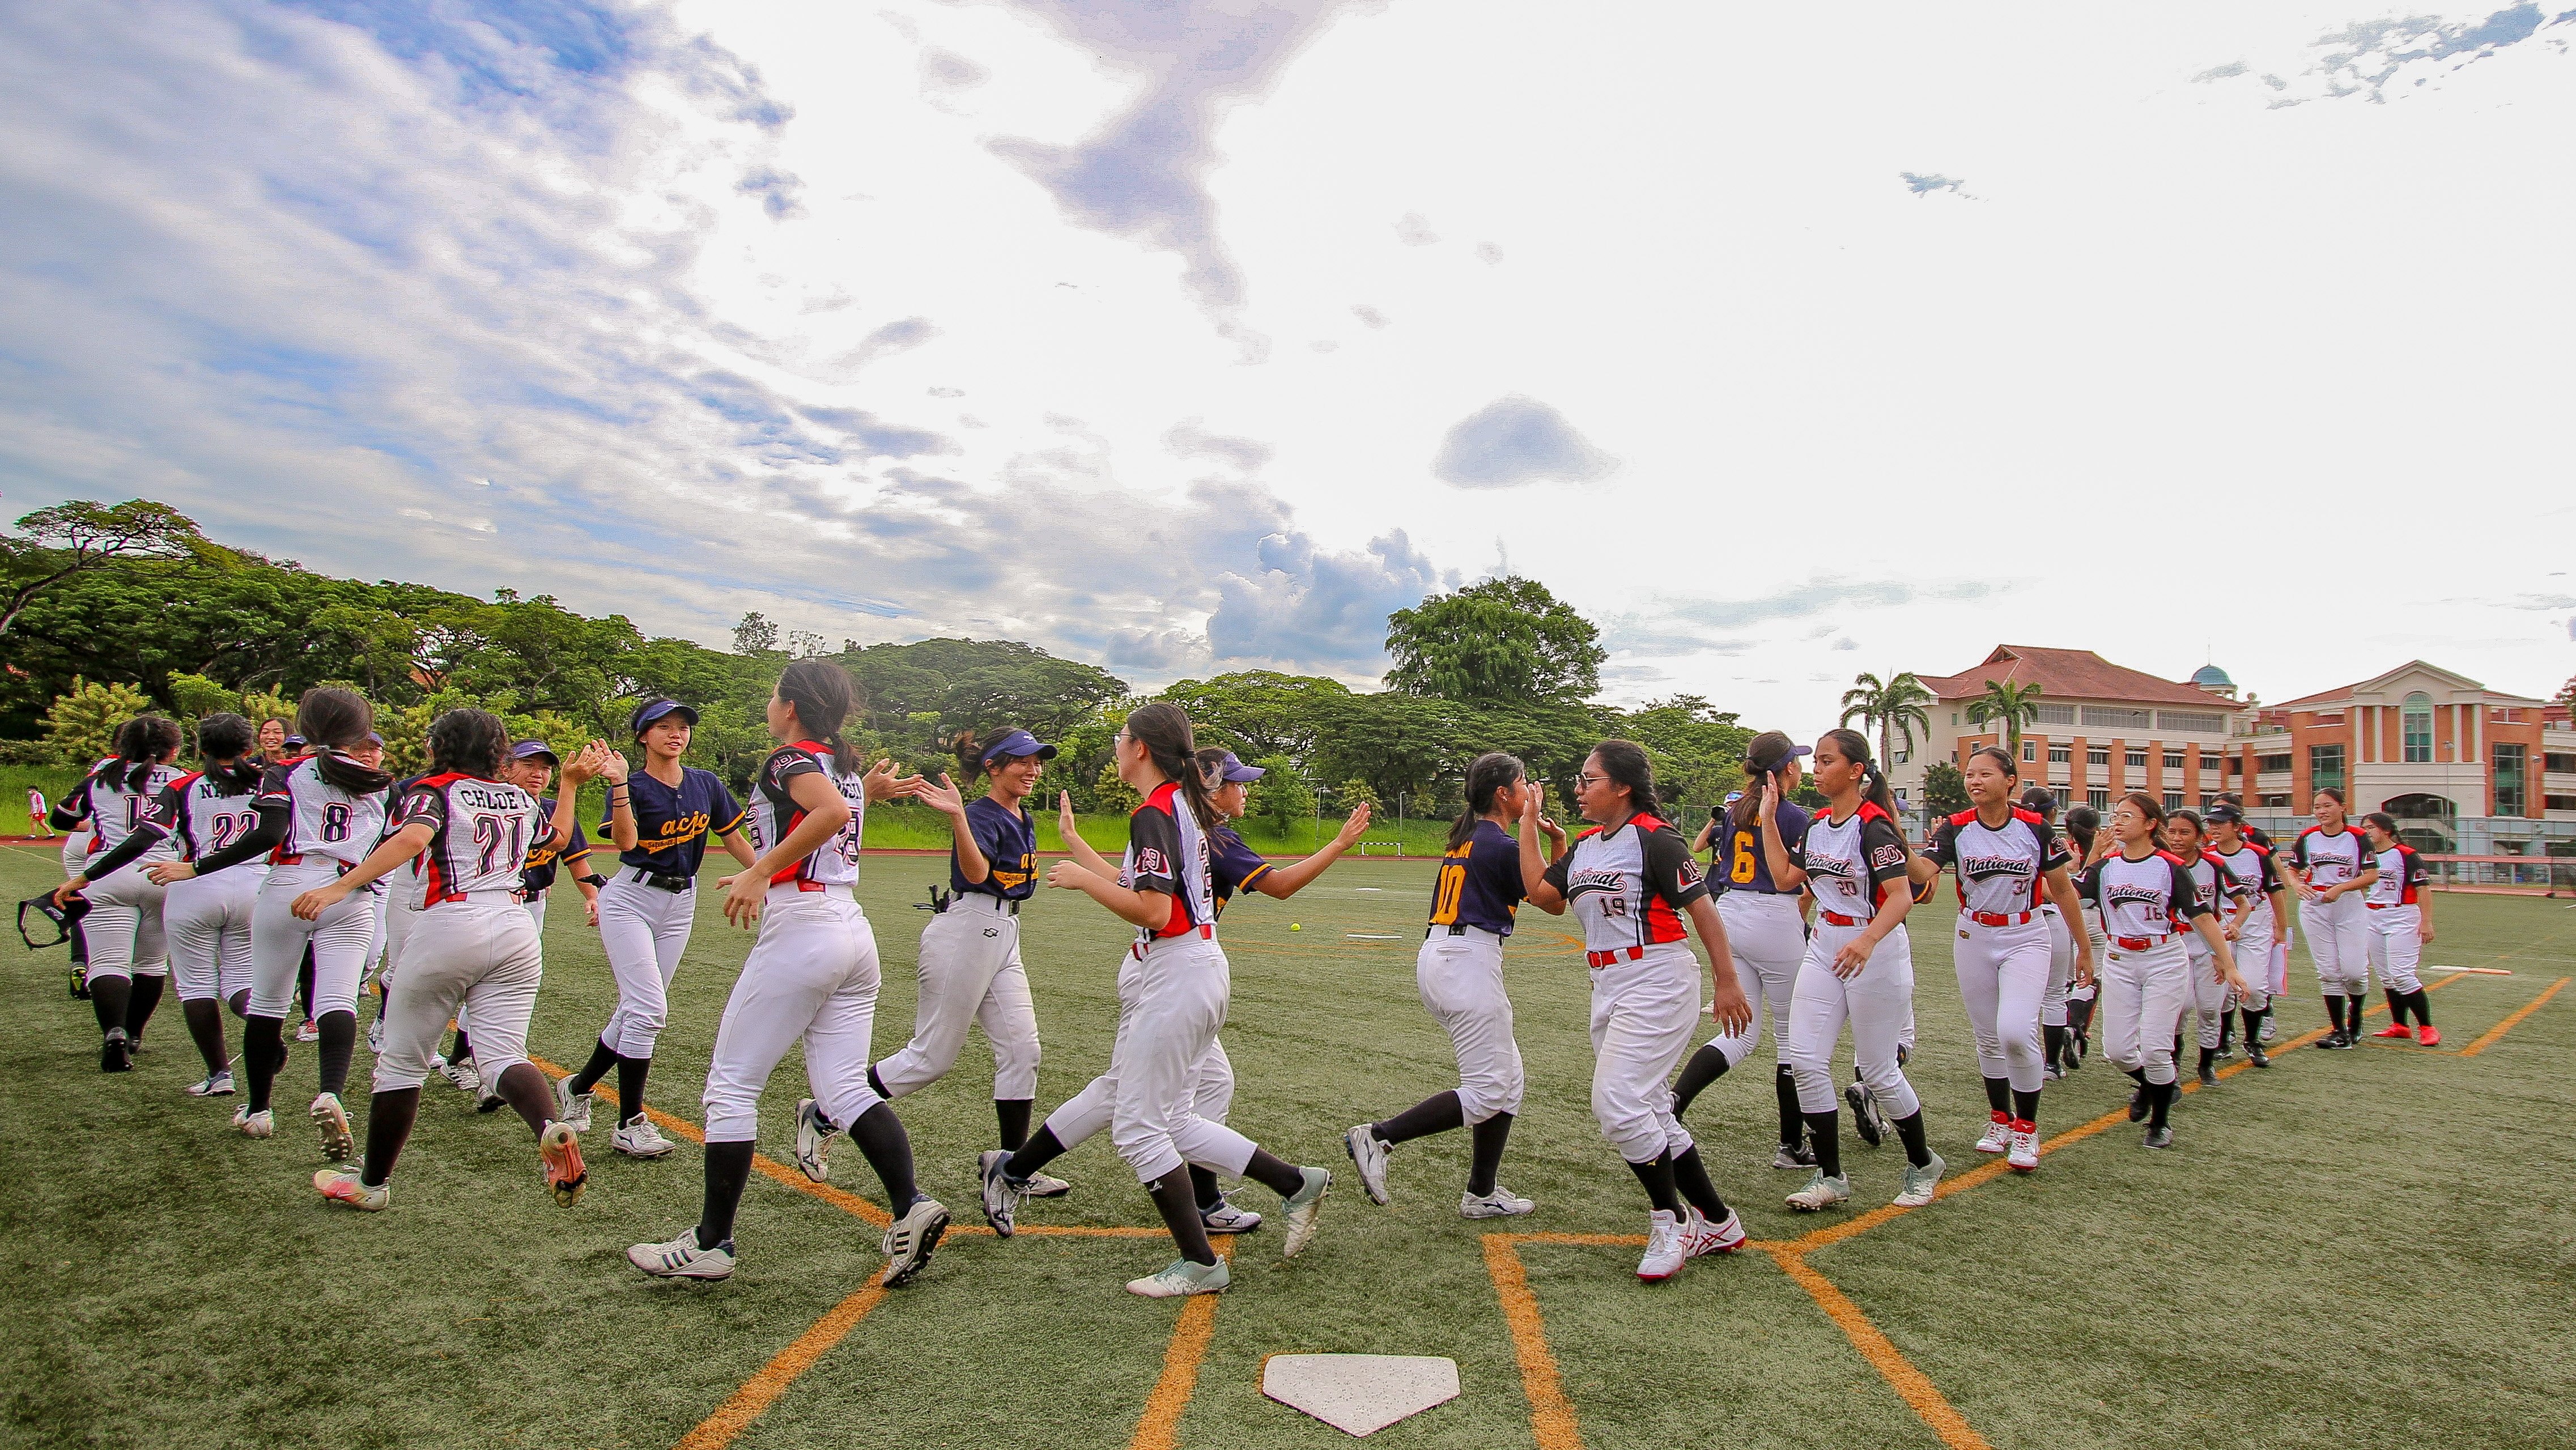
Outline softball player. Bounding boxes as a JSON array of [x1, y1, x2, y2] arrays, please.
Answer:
[[48, 717, 186, 1071], [2288, 790, 2373, 1049], [862, 728, 1056, 1170], [504, 739, 601, 935], [66, 714, 265, 1095], [554, 699, 754, 1159], [148, 688, 393, 1156], [26, 786, 52, 839], [2080, 793, 2246, 1149], [1346, 751, 1544, 1217], [628, 661, 947, 1287], [1519, 739, 1753, 1281], [253, 717, 288, 767], [2205, 802, 2284, 1067], [1673, 732, 1816, 1169], [299, 711, 592, 1212], [1770, 729, 1941, 1214], [2016, 786, 2081, 1082], [2211, 792, 2292, 1040], [59, 815, 95, 997], [1917, 748, 2090, 1171], [2058, 805, 2107, 1069], [2357, 812, 2438, 1044], [979, 704, 1333, 1300], [2161, 811, 2243, 1088]]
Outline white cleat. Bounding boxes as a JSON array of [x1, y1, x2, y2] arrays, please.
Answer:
[[435, 1055, 481, 1096], [879, 1197, 950, 1287], [364, 1018, 384, 1055], [1636, 1210, 1686, 1282], [295, 1019, 320, 1043], [315, 1168, 389, 1211], [232, 1104, 274, 1139], [1459, 1186, 1536, 1219], [1023, 1171, 1072, 1199], [629, 1230, 734, 1280], [1202, 1197, 1264, 1233], [185, 1070, 235, 1098], [1280, 1166, 1332, 1257], [1973, 1115, 2013, 1155], [1681, 1206, 1748, 1257], [553, 1075, 593, 1134], [1893, 1150, 1948, 1208], [1344, 1124, 1391, 1206], [309, 1092, 354, 1162], [977, 1150, 1022, 1237], [1786, 1170, 1852, 1212], [792, 1098, 836, 1183], [2007, 1126, 2041, 1173], [1127, 1257, 1230, 1298], [610, 1114, 674, 1159]]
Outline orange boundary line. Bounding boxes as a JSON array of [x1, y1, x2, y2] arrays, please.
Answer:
[[1768, 1249, 1990, 1450], [672, 1281, 887, 1450], [2460, 976, 2568, 1057], [1481, 1236, 1585, 1450], [1124, 1238, 1236, 1450]]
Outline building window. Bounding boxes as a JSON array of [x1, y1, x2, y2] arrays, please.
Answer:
[[1892, 749, 1908, 765], [2048, 746, 2070, 764], [2126, 749, 2146, 769], [2030, 704, 2076, 725], [1951, 712, 1960, 725], [2402, 692, 2433, 763], [2496, 743, 2527, 815], [2546, 754, 2576, 775], [2262, 794, 2292, 809], [2021, 739, 2037, 763], [2310, 745, 2344, 796], [2547, 796, 2576, 813], [2088, 747, 2109, 767], [2163, 750, 2184, 771], [2163, 791, 2183, 811], [2088, 788, 2110, 812], [2257, 752, 2292, 774], [2082, 707, 2151, 730], [2157, 710, 2225, 734]]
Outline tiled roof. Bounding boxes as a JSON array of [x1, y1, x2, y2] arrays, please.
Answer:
[[1916, 645, 2243, 710]]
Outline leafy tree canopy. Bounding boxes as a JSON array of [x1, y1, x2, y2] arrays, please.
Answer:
[[1384, 576, 1604, 704]]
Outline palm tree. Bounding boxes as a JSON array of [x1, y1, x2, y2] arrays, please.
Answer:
[[1966, 679, 2046, 758], [1839, 671, 1935, 770]]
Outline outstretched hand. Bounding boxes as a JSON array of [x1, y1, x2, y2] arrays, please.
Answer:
[[1333, 801, 1373, 847], [915, 772, 968, 819]]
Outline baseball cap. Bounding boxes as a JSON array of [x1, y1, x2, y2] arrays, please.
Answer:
[[978, 729, 1059, 764], [1208, 751, 1265, 783], [284, 734, 307, 750], [2205, 801, 2245, 823], [1749, 739, 1812, 770], [629, 699, 699, 737], [365, 732, 384, 746], [511, 739, 560, 764]]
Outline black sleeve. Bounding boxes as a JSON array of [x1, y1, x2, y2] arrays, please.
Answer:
[[190, 798, 290, 875], [2034, 817, 2069, 872], [49, 774, 96, 832], [1860, 817, 1911, 891], [1639, 825, 1710, 912], [78, 802, 178, 880], [1925, 820, 1959, 867], [1126, 802, 1183, 896], [2170, 858, 2211, 919], [2076, 864, 2102, 906], [1542, 836, 1580, 896], [2258, 849, 2283, 894]]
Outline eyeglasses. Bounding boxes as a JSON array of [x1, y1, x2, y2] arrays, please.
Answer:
[[1574, 772, 1604, 789]]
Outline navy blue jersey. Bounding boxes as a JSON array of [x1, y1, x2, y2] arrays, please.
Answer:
[[1429, 818, 1529, 937], [1208, 822, 1273, 916], [955, 796, 1039, 900], [605, 767, 745, 877], [1711, 802, 1809, 896], [521, 797, 593, 894]]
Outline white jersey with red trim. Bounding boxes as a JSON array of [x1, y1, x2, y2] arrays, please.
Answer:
[[2365, 844, 2428, 907], [394, 772, 546, 904], [1791, 801, 1912, 917], [2080, 849, 2210, 941], [1121, 779, 1214, 945], [258, 754, 393, 867], [746, 742, 865, 888], [2211, 844, 2279, 907], [141, 771, 264, 864], [2291, 825, 2370, 887], [61, 760, 185, 858], [1542, 812, 1707, 953], [1927, 807, 2068, 916]]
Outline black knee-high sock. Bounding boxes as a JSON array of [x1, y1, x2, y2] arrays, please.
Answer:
[[227, 988, 250, 1019], [1241, 1147, 1306, 1200], [1804, 1110, 1844, 1179], [568, 1038, 618, 1094], [1670, 1146, 1731, 1222], [358, 1088, 421, 1187], [1002, 1125, 1066, 1181], [2125, 1066, 2148, 1086], [2043, 1024, 2067, 1069], [69, 920, 87, 966], [1982, 1075, 2011, 1114], [1374, 1090, 1465, 1145], [995, 1098, 1032, 1150], [243, 1015, 284, 1112], [1190, 1164, 1225, 1210], [182, 998, 229, 1075], [844, 1102, 920, 1214], [617, 1056, 650, 1120], [296, 950, 316, 1021], [450, 1027, 471, 1061], [491, 1062, 557, 1135], [1467, 1112, 1513, 1197], [124, 974, 165, 1039], [2197, 1046, 2216, 1077], [1891, 1111, 1931, 1170], [1147, 1168, 1219, 1266], [314, 1010, 357, 1095], [2011, 1087, 2041, 1122], [2148, 1081, 2177, 1129], [90, 975, 131, 1039], [2348, 993, 2372, 1034], [2405, 988, 2433, 1027], [2069, 995, 2095, 1036], [2385, 987, 2406, 1025], [2242, 1008, 2266, 1046], [2324, 995, 2347, 1034], [696, 1139, 756, 1249], [1669, 1043, 1732, 1117], [1774, 1065, 1804, 1149], [1625, 1151, 1680, 1214]]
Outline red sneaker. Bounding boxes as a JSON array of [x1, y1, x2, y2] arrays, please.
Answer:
[[2370, 1023, 2413, 1040], [2416, 1024, 2442, 1048]]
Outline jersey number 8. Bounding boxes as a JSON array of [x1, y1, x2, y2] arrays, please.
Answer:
[[320, 803, 352, 842]]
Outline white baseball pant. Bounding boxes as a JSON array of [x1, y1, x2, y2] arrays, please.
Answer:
[[2040, 905, 2074, 1028], [1788, 920, 1921, 1119], [1099, 932, 1259, 1184], [2230, 914, 2274, 1013], [2099, 937, 2190, 1085], [1954, 916, 2051, 1093], [2365, 904, 2425, 994], [246, 862, 380, 1019], [1040, 1033, 1236, 1156], [874, 895, 1043, 1102], [1703, 891, 1805, 1066], [593, 871, 698, 1060], [2301, 895, 2372, 996], [700, 887, 885, 1143], [62, 830, 92, 877], [374, 896, 541, 1092], [2185, 943, 2233, 1051], [165, 868, 258, 1003], [79, 862, 171, 984], [1415, 926, 1524, 1122], [1588, 943, 1702, 1164]]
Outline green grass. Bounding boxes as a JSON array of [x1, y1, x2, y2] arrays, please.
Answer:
[[3, 841, 2573, 1450]]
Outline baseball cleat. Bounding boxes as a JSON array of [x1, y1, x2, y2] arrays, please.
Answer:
[[1681, 1206, 1747, 1257], [1772, 1143, 1817, 1171], [1202, 1197, 1264, 1232], [2196, 1062, 2218, 1088], [475, 1091, 505, 1114], [1459, 1187, 1534, 1219], [232, 1104, 274, 1138], [1974, 1114, 2012, 1155], [2370, 1023, 2413, 1040], [2416, 1024, 2442, 1048], [610, 1114, 674, 1158], [1127, 1257, 1229, 1298], [1022, 1171, 1072, 1199], [1636, 1210, 1686, 1281], [2007, 1125, 2040, 1172], [2142, 1125, 2175, 1150], [976, 1150, 1022, 1237], [309, 1092, 354, 1162], [2259, 1017, 2278, 1043], [553, 1075, 593, 1133], [2316, 1032, 2355, 1051], [1344, 1124, 1391, 1206], [315, 1168, 389, 1211], [1893, 1150, 1948, 1208], [365, 1018, 384, 1055], [2043, 1062, 2063, 1082], [101, 1029, 132, 1074], [1846, 1082, 1885, 1146], [540, 1122, 588, 1207], [1280, 1166, 1331, 1257], [879, 1197, 949, 1287], [296, 1019, 320, 1043], [185, 1070, 235, 1098], [792, 1098, 835, 1183], [629, 1230, 734, 1280], [1786, 1170, 1852, 1212], [2127, 1088, 2149, 1122], [435, 1054, 481, 1095]]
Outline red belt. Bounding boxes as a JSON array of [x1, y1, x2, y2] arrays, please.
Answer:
[[1132, 922, 1216, 957], [1819, 910, 1861, 928], [2114, 934, 2174, 951], [1586, 945, 1646, 968], [2365, 902, 2394, 910], [1965, 910, 2034, 926]]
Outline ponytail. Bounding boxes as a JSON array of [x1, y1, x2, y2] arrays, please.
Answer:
[[1124, 701, 1215, 830], [776, 660, 857, 768], [1729, 729, 1800, 836], [296, 687, 389, 794], [100, 715, 183, 793], [1448, 752, 1525, 851], [1823, 727, 1899, 819], [2065, 805, 2101, 860], [195, 712, 261, 796], [947, 728, 991, 784]]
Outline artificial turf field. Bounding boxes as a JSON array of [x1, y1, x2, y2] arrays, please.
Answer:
[[4, 843, 2573, 1450]]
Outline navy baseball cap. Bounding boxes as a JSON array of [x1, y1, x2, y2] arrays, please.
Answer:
[[2205, 801, 2245, 823], [1209, 751, 1265, 784], [511, 739, 559, 764], [629, 699, 699, 737], [365, 732, 384, 746], [284, 734, 306, 750], [979, 729, 1057, 764]]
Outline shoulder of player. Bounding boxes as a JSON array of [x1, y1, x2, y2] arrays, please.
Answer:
[[1132, 780, 1181, 819], [166, 770, 205, 793]]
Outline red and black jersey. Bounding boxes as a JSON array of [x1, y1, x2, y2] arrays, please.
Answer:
[[2211, 843, 2281, 903], [2364, 844, 2428, 907], [395, 772, 550, 906], [1122, 780, 1213, 943], [746, 742, 864, 889], [2290, 825, 2370, 887], [1927, 807, 2068, 916], [2079, 848, 2210, 941], [1543, 811, 1707, 952], [1793, 801, 1911, 917]]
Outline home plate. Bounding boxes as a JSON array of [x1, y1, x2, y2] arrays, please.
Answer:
[[1263, 1355, 1459, 1437]]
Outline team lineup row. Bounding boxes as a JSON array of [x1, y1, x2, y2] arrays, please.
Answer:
[[36, 675, 2439, 1291]]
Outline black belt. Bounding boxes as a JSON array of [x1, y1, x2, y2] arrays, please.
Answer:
[[627, 868, 691, 892], [1430, 923, 1467, 937]]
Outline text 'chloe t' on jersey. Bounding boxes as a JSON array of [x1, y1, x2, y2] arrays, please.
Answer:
[[1927, 807, 2069, 916], [397, 773, 550, 904], [746, 743, 865, 888], [1542, 813, 1708, 953]]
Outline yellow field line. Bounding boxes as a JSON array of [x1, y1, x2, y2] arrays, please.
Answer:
[[1126, 1238, 1236, 1450], [1481, 1236, 1585, 1450], [673, 1281, 888, 1450], [2459, 976, 2569, 1057], [1769, 1249, 1991, 1450]]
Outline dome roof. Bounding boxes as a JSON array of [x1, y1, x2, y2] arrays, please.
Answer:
[[2191, 664, 2233, 688]]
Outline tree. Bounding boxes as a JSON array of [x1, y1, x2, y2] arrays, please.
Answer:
[[2558, 674, 2575, 711], [1, 499, 205, 636], [1161, 671, 1351, 759], [1094, 759, 1140, 816], [1247, 755, 1316, 832], [1384, 576, 1604, 704], [166, 673, 243, 725], [1839, 670, 1934, 771], [1609, 695, 1754, 815], [732, 612, 780, 654], [1922, 760, 1970, 817], [42, 678, 155, 766], [1337, 779, 1381, 815], [1965, 679, 2046, 758]]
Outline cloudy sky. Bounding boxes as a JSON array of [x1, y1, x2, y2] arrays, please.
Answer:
[[5, 0, 2573, 737]]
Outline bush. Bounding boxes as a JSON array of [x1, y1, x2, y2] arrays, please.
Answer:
[[41, 678, 155, 767], [1248, 755, 1315, 832]]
